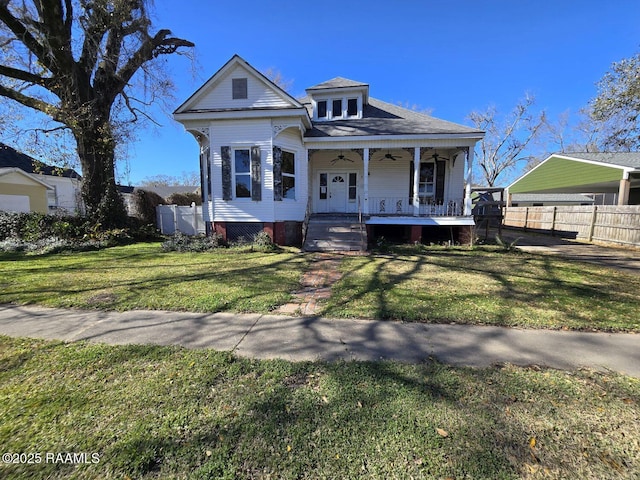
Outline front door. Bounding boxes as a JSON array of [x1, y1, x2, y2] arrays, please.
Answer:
[[329, 173, 348, 212]]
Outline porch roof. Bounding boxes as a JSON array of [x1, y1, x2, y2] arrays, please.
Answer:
[[300, 97, 484, 138]]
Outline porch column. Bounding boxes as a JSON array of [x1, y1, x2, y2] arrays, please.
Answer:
[[464, 148, 474, 216], [413, 148, 420, 216], [618, 172, 631, 205], [363, 148, 369, 215]]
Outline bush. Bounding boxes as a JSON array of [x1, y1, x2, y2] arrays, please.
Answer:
[[0, 211, 159, 254], [161, 232, 226, 252], [251, 231, 278, 251], [166, 192, 201, 206], [133, 189, 165, 225]]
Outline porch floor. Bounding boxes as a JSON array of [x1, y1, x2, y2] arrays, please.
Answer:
[[366, 215, 475, 226]]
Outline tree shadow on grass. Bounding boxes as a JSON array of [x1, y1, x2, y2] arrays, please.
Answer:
[[321, 247, 640, 331]]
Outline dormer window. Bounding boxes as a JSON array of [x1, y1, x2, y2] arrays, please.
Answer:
[[347, 98, 358, 117], [317, 100, 327, 118], [314, 97, 362, 120], [332, 99, 342, 119], [232, 78, 248, 99]]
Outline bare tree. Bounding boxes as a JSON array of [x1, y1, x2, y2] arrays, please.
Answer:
[[523, 109, 602, 173], [140, 172, 199, 187], [262, 67, 294, 92], [589, 52, 640, 151], [0, 0, 193, 227], [468, 94, 546, 186]]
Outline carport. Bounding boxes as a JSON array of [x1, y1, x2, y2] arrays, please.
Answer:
[[508, 153, 640, 205]]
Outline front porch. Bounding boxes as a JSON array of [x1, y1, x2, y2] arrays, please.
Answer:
[[307, 146, 474, 219]]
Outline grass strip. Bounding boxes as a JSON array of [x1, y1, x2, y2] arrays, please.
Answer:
[[0, 337, 638, 479]]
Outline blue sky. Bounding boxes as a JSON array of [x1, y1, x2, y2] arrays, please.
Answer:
[[124, 0, 640, 185]]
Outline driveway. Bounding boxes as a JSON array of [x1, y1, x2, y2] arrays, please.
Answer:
[[492, 228, 640, 274]]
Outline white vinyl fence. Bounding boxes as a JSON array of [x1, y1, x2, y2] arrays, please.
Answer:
[[156, 204, 205, 235]]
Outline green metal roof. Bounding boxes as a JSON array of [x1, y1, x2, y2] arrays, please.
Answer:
[[509, 155, 625, 193]]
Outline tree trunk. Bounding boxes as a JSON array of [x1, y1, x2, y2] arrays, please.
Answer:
[[74, 119, 127, 229]]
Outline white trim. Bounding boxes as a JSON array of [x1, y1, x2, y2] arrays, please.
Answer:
[[0, 168, 54, 189], [366, 216, 475, 226], [175, 108, 311, 125], [305, 133, 484, 143], [174, 55, 304, 114]]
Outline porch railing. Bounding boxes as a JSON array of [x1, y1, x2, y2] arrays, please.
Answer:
[[369, 197, 465, 217]]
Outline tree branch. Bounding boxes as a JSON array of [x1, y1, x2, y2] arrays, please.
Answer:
[[0, 2, 56, 74], [0, 82, 62, 120], [0, 64, 52, 87]]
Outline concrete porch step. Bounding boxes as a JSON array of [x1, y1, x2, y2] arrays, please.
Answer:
[[303, 215, 367, 252]]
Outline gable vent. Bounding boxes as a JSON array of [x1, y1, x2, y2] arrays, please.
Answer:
[[232, 78, 248, 99]]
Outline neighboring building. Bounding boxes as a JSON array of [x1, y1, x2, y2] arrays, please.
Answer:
[[173, 55, 484, 247], [507, 193, 594, 207], [0, 143, 83, 214], [0, 167, 53, 213], [508, 152, 640, 206]]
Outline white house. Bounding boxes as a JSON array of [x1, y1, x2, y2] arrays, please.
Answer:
[[173, 55, 484, 248]]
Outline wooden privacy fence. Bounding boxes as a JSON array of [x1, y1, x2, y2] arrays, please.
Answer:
[[156, 204, 205, 235], [503, 205, 640, 247]]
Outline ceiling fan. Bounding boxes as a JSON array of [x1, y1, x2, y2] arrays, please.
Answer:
[[431, 151, 450, 162], [331, 151, 354, 164], [380, 151, 403, 161]]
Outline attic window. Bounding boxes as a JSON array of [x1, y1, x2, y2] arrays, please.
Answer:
[[347, 98, 358, 116], [232, 78, 248, 99], [317, 100, 327, 118], [332, 99, 342, 118]]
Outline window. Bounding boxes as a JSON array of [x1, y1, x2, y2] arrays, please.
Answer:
[[319, 173, 327, 199], [234, 149, 251, 198], [347, 98, 358, 116], [332, 99, 342, 118], [348, 173, 357, 201], [317, 100, 327, 118], [232, 78, 248, 99], [419, 162, 435, 203], [281, 151, 295, 199]]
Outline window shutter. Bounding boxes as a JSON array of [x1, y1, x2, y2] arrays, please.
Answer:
[[435, 160, 446, 204], [273, 146, 283, 201], [221, 146, 232, 200], [251, 146, 261, 201]]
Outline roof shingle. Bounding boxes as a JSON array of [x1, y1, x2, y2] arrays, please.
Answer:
[[300, 97, 483, 137]]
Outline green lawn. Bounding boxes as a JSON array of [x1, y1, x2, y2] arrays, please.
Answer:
[[0, 243, 307, 313], [1, 243, 639, 331], [0, 337, 637, 479], [322, 246, 640, 331]]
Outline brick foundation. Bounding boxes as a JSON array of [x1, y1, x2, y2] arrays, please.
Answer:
[[213, 222, 226, 240], [212, 221, 302, 246], [410, 225, 422, 243]]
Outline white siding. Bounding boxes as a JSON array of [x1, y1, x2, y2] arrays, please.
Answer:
[[210, 119, 274, 222], [273, 127, 307, 222], [195, 65, 293, 111], [368, 158, 412, 199]]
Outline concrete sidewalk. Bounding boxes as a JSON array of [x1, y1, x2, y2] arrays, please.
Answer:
[[1, 304, 638, 377]]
